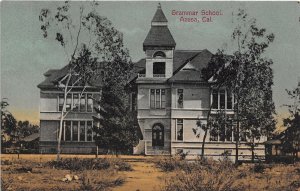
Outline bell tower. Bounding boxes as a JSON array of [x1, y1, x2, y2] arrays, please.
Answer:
[[143, 3, 176, 78]]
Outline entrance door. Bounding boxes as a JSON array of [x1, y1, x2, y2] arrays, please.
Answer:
[[152, 124, 164, 147]]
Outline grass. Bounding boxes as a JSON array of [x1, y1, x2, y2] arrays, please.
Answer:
[[2, 154, 300, 191], [154, 156, 300, 191], [1, 156, 131, 191], [46, 157, 132, 171]]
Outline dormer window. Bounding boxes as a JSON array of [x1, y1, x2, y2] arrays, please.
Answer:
[[153, 51, 166, 58]]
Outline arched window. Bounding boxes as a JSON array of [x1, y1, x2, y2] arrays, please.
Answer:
[[152, 123, 164, 147], [153, 51, 166, 58]]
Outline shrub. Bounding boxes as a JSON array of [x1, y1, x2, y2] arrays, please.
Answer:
[[157, 157, 244, 191], [46, 158, 132, 171], [1, 160, 12, 165], [253, 163, 265, 173]]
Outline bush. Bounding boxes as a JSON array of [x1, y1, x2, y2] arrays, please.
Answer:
[[1, 160, 12, 165], [156, 157, 243, 191], [253, 163, 265, 173], [46, 158, 132, 171]]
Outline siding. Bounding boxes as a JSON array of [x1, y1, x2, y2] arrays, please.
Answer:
[[40, 120, 59, 141]]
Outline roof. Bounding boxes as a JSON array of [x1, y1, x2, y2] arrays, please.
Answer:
[[264, 139, 282, 145], [152, 4, 168, 22], [169, 49, 213, 82], [130, 49, 213, 83], [21, 133, 39, 142], [38, 65, 103, 89], [143, 26, 176, 50]]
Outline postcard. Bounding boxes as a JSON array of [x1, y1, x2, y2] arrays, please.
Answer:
[[1, 1, 300, 191]]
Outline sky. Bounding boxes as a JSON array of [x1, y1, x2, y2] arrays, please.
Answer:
[[1, 1, 300, 127]]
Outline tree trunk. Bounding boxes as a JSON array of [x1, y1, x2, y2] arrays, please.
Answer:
[[235, 102, 240, 165], [201, 90, 213, 160], [251, 144, 255, 163], [201, 129, 208, 160], [57, 74, 71, 161], [116, 148, 119, 157]]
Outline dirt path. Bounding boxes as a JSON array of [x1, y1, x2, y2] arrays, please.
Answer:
[[113, 161, 166, 191]]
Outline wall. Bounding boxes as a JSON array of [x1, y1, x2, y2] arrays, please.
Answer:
[[40, 120, 59, 141]]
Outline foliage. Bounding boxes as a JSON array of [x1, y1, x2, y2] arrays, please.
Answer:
[[1, 99, 39, 151], [46, 158, 132, 171], [92, 32, 139, 155], [157, 157, 243, 191], [1, 99, 17, 146], [253, 162, 265, 173], [202, 9, 276, 163], [80, 173, 125, 191], [16, 121, 39, 139], [39, 1, 133, 159], [282, 85, 300, 155]]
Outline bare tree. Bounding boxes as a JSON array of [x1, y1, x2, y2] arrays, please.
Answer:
[[39, 1, 130, 160]]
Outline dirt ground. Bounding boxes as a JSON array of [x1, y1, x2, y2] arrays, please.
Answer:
[[1, 154, 165, 191], [1, 154, 300, 191]]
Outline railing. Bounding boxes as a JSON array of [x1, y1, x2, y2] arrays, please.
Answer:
[[137, 74, 166, 78], [138, 73, 146, 78], [153, 74, 166, 78]]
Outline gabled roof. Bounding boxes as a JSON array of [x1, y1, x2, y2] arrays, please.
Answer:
[[130, 49, 213, 83], [38, 65, 103, 89], [20, 133, 39, 142], [169, 49, 213, 82], [143, 26, 176, 50], [152, 4, 168, 22], [38, 66, 69, 88]]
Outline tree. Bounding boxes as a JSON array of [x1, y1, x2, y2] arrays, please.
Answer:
[[92, 39, 139, 156], [16, 121, 39, 139], [1, 99, 17, 149], [39, 1, 130, 160], [282, 84, 300, 158], [204, 9, 276, 163]]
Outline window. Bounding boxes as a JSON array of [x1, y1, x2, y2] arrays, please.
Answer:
[[131, 93, 137, 111], [80, 121, 85, 141], [210, 127, 218, 141], [62, 120, 93, 142], [219, 124, 226, 141], [80, 94, 86, 112], [240, 131, 247, 142], [161, 90, 166, 109], [227, 90, 233, 109], [150, 89, 166, 109], [226, 122, 233, 141], [177, 89, 183, 108], [220, 90, 225, 109], [58, 93, 97, 112], [150, 90, 155, 109], [153, 62, 165, 76], [87, 121, 93, 141], [155, 89, 160, 109], [211, 89, 234, 110], [64, 121, 71, 141], [153, 51, 166, 58], [210, 122, 234, 142], [176, 119, 183, 141], [87, 94, 93, 112], [59, 94, 64, 111], [73, 94, 79, 111], [212, 90, 218, 109], [72, 121, 78, 141], [66, 94, 72, 111]]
